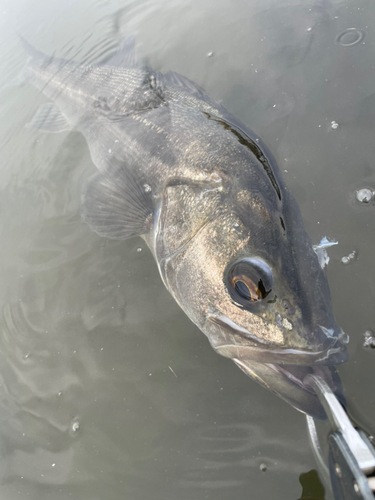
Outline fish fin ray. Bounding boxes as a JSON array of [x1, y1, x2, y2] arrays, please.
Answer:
[[26, 102, 71, 133], [103, 35, 137, 68], [19, 36, 46, 63], [164, 71, 206, 96], [81, 170, 153, 240]]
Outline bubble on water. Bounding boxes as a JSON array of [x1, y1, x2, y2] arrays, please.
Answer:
[[355, 188, 373, 203], [363, 330, 375, 348], [207, 51, 213, 57], [260, 463, 267, 472], [330, 121, 339, 130], [143, 184, 152, 193], [71, 419, 80, 433], [137, 247, 142, 253], [307, 27, 312, 32], [108, 148, 112, 154], [336, 28, 365, 47], [341, 250, 356, 265]]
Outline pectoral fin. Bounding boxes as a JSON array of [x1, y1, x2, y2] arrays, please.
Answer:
[[26, 102, 71, 133], [81, 169, 153, 240]]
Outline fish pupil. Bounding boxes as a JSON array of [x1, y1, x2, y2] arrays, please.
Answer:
[[235, 280, 252, 300], [227, 258, 274, 306]]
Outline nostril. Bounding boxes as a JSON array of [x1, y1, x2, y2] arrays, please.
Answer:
[[282, 298, 296, 316]]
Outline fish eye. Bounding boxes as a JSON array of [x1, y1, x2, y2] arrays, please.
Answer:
[[227, 258, 273, 305]]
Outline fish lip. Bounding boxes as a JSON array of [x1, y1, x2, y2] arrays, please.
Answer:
[[207, 314, 348, 366]]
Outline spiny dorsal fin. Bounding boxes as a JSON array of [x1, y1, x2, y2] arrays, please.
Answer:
[[81, 169, 153, 240], [103, 35, 137, 68], [19, 36, 46, 63], [164, 71, 206, 96]]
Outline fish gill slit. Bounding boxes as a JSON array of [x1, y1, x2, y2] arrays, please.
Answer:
[[202, 112, 281, 201]]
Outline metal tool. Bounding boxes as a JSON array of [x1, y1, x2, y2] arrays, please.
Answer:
[[305, 374, 375, 499]]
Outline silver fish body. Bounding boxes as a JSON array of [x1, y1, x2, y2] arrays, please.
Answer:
[[23, 37, 348, 418]]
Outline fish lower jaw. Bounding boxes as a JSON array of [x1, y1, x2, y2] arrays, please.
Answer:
[[233, 359, 344, 419]]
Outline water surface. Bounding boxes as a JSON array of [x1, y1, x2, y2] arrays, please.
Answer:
[[0, 0, 374, 499]]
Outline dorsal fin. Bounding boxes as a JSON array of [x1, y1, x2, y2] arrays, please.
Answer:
[[164, 71, 206, 96], [19, 36, 46, 63], [103, 35, 137, 68]]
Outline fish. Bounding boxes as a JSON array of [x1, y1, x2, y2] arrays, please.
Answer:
[[22, 36, 348, 419]]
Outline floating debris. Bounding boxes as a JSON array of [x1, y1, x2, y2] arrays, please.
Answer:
[[313, 237, 338, 269], [363, 331, 375, 348], [330, 121, 339, 130], [341, 250, 356, 265], [260, 463, 267, 472], [355, 188, 373, 204], [143, 184, 152, 193], [207, 52, 214, 57], [137, 247, 142, 253], [336, 28, 365, 47]]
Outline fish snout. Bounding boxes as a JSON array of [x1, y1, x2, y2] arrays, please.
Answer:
[[281, 298, 296, 316]]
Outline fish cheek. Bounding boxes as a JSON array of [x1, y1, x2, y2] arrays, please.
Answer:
[[263, 293, 311, 350], [161, 213, 251, 331]]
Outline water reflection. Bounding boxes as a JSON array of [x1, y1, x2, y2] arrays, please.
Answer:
[[297, 470, 325, 500]]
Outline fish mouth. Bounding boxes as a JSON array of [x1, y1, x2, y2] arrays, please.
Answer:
[[207, 315, 348, 418], [207, 315, 348, 366]]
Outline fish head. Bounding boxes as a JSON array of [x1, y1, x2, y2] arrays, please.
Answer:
[[158, 175, 348, 419]]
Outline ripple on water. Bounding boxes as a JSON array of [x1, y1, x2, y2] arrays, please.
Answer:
[[335, 28, 365, 47]]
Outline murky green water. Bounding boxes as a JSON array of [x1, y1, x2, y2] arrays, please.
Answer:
[[0, 0, 374, 499]]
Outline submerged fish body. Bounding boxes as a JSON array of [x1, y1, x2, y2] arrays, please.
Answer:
[[23, 37, 348, 418]]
